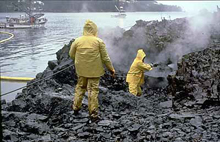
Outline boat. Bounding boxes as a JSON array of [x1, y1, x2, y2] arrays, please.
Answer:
[[0, 0, 47, 29], [111, 5, 126, 18]]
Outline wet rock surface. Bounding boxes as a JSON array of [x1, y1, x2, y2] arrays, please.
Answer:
[[2, 11, 220, 142], [167, 46, 220, 108]]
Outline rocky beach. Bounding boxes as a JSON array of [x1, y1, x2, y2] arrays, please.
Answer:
[[2, 10, 220, 142]]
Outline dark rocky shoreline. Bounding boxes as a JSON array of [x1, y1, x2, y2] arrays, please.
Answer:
[[2, 10, 220, 142]]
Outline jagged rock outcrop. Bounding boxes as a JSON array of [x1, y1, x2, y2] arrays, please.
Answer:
[[167, 45, 220, 108]]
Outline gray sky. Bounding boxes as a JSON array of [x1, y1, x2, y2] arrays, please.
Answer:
[[158, 1, 220, 13]]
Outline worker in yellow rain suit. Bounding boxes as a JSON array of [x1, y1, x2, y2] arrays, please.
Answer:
[[69, 20, 115, 121], [126, 49, 153, 96]]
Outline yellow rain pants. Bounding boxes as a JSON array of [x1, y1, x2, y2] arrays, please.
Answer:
[[128, 83, 142, 96], [73, 76, 100, 118]]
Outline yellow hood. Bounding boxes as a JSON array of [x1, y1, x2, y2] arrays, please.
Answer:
[[83, 20, 98, 36], [136, 49, 146, 60]]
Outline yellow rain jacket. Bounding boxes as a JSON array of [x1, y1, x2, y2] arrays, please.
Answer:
[[69, 20, 114, 77], [126, 49, 152, 96]]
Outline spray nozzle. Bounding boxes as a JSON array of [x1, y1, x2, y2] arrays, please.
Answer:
[[151, 62, 160, 67]]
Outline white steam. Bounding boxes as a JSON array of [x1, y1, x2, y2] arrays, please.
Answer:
[[156, 11, 215, 69], [99, 9, 219, 77], [80, 2, 89, 12]]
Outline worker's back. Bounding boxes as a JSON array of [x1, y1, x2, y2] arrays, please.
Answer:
[[73, 36, 105, 77]]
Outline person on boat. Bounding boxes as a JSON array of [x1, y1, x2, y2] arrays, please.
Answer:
[[69, 20, 115, 122], [126, 49, 153, 96], [30, 16, 35, 25]]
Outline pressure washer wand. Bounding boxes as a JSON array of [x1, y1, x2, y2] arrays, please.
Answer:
[[150, 62, 163, 67], [112, 63, 162, 78]]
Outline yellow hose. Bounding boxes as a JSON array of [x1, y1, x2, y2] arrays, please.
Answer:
[[0, 76, 34, 82], [0, 31, 14, 43]]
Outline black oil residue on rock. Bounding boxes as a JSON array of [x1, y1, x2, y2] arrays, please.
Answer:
[[167, 46, 220, 108]]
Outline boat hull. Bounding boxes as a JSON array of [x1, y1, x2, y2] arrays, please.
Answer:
[[0, 23, 46, 29], [111, 14, 126, 18]]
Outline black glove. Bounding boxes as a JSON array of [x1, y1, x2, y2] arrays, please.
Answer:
[[109, 69, 115, 78]]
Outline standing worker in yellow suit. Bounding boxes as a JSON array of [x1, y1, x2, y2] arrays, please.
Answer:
[[69, 20, 115, 121], [126, 49, 153, 96]]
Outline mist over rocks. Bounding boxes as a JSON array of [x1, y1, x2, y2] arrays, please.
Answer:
[[101, 18, 189, 73], [101, 10, 220, 77], [2, 11, 220, 142]]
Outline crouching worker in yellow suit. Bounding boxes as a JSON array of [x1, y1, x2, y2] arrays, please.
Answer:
[[126, 49, 153, 96], [69, 20, 115, 121]]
